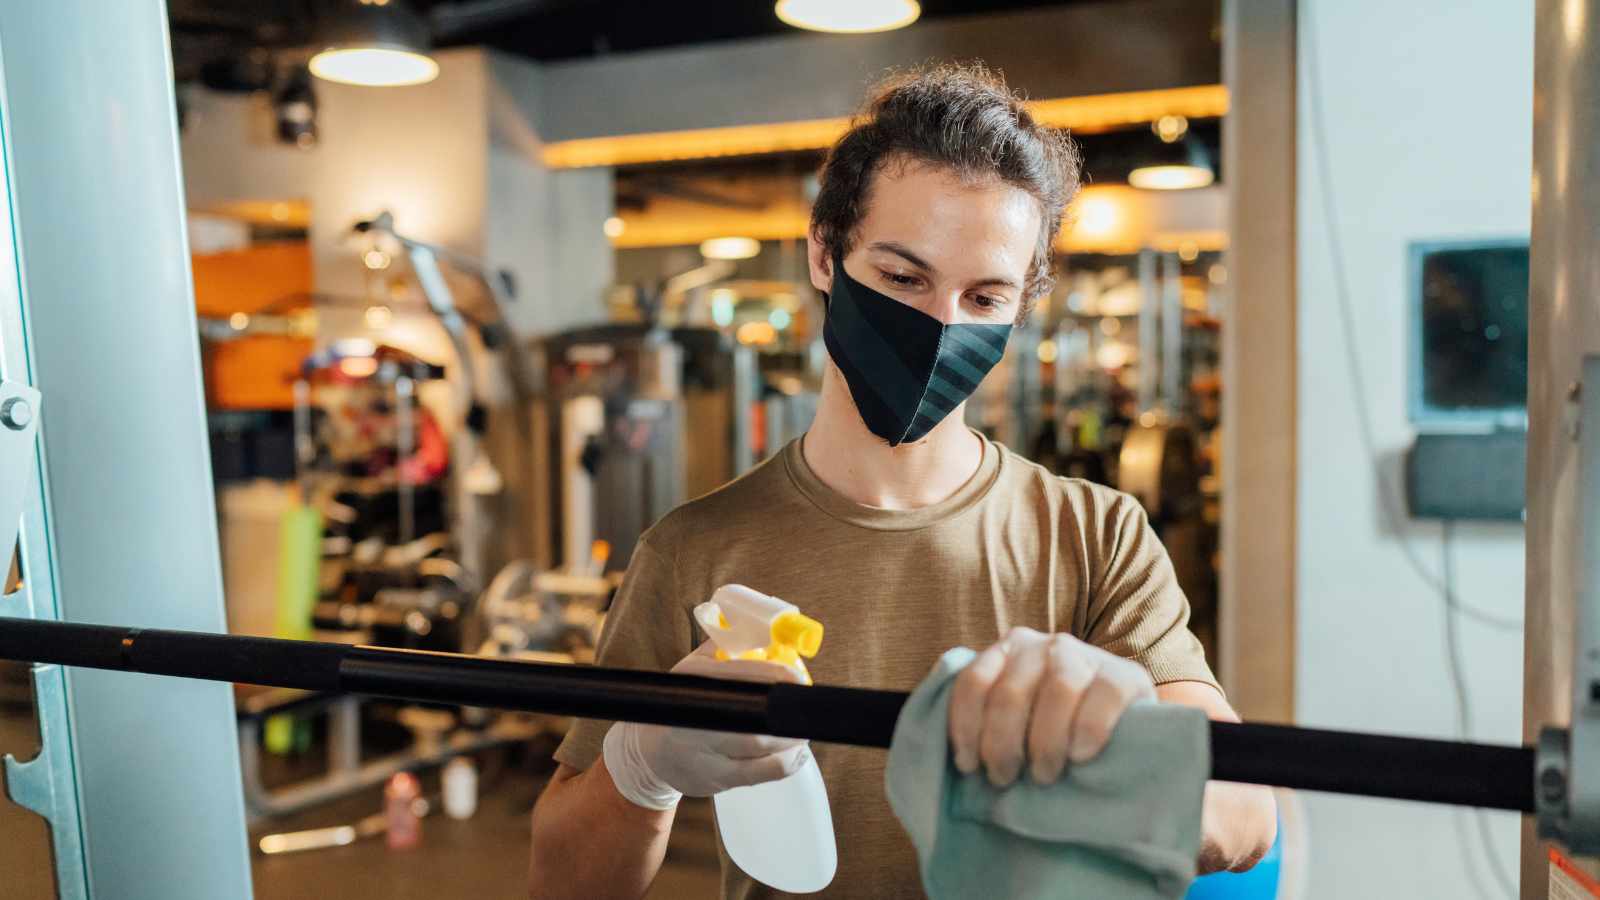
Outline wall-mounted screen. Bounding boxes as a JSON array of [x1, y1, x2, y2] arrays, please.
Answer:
[[1410, 239, 1529, 426]]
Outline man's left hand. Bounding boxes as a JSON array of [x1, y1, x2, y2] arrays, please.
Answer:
[[947, 626, 1155, 786]]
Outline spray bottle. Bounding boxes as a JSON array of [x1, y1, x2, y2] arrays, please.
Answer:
[[692, 585, 837, 894]]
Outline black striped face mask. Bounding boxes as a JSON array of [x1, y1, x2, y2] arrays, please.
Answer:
[[822, 251, 1012, 447]]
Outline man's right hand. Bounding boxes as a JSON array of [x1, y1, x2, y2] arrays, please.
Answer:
[[601, 641, 812, 810]]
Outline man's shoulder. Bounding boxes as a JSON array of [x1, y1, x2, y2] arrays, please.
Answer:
[[639, 449, 798, 553], [989, 439, 1139, 519]]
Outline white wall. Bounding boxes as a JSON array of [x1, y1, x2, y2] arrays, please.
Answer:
[[179, 48, 612, 342], [309, 49, 490, 298], [1296, 1, 1531, 896], [486, 54, 614, 336]]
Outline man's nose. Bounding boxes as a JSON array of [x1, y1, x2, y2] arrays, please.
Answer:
[[921, 288, 963, 325]]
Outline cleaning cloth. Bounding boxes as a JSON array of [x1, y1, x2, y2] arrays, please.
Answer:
[[885, 647, 1211, 899]]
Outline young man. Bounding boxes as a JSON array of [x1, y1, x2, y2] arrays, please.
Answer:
[[529, 64, 1276, 900]]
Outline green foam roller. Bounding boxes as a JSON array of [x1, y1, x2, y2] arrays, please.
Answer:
[[267, 502, 322, 755]]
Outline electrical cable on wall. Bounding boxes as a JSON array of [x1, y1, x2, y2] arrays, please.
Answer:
[[1300, 5, 1521, 635], [1442, 521, 1519, 899], [1301, 6, 1522, 896]]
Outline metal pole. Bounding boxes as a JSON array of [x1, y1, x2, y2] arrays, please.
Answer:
[[0, 2, 252, 896], [0, 616, 1536, 813], [1529, 0, 1600, 883], [1161, 251, 1184, 416], [396, 374, 416, 546], [1137, 248, 1159, 413]]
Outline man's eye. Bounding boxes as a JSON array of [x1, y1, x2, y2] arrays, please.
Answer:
[[973, 295, 1002, 310], [883, 272, 919, 288]]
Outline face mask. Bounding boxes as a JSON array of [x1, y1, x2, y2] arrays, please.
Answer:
[[822, 251, 1012, 446]]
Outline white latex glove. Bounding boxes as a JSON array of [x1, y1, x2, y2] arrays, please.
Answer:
[[948, 626, 1156, 786], [603, 641, 812, 811]]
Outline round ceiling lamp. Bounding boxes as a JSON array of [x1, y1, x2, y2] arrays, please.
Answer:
[[1128, 164, 1215, 191], [700, 237, 762, 260], [1128, 136, 1216, 191], [310, 0, 440, 87], [775, 0, 921, 34]]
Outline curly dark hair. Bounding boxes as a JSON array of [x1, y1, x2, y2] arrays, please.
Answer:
[[811, 62, 1082, 315]]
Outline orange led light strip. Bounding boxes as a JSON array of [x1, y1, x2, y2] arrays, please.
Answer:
[[542, 84, 1228, 169]]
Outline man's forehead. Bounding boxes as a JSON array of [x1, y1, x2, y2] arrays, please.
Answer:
[[855, 163, 1040, 275]]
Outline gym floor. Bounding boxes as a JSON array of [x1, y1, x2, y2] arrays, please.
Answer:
[[0, 676, 721, 900], [250, 754, 722, 900]]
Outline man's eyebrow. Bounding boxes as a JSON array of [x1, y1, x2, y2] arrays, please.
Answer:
[[868, 241, 1021, 291], [970, 275, 1022, 291], [868, 241, 937, 274]]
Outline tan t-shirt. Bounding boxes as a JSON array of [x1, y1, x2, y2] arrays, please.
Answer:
[[552, 431, 1218, 900]]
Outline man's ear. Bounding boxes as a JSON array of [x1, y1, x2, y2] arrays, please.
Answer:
[[806, 230, 833, 295]]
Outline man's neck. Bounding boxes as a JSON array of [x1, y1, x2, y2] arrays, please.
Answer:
[[802, 364, 984, 510]]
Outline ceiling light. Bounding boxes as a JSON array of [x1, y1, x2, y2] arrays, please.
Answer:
[[1129, 136, 1215, 191], [1128, 165, 1215, 190], [603, 216, 626, 239], [1152, 115, 1189, 143], [310, 0, 439, 87], [776, 0, 921, 33], [700, 237, 761, 260]]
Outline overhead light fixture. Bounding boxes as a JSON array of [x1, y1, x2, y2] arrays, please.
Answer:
[[700, 236, 762, 260], [1128, 135, 1216, 191], [310, 0, 440, 87], [776, 0, 921, 33], [1128, 164, 1215, 191], [1152, 115, 1189, 143]]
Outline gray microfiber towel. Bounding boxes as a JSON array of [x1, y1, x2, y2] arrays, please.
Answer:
[[885, 647, 1211, 899]]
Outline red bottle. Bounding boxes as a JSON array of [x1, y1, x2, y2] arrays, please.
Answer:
[[384, 771, 422, 850]]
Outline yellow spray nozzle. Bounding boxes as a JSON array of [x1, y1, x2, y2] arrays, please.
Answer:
[[770, 611, 824, 659]]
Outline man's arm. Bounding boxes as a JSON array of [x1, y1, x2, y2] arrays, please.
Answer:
[[529, 645, 809, 900], [528, 760, 675, 900], [529, 537, 689, 900], [1155, 680, 1277, 874]]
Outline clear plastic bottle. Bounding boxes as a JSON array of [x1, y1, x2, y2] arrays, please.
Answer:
[[713, 754, 837, 893], [442, 757, 478, 820], [695, 585, 837, 893]]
